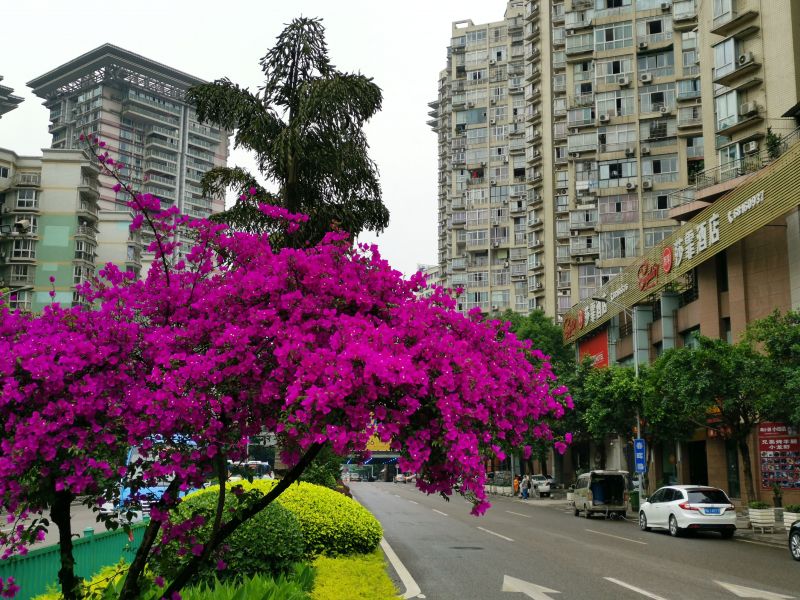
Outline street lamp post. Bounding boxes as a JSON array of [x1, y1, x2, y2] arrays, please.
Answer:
[[592, 296, 644, 502]]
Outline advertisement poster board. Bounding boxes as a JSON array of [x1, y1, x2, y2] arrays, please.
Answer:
[[758, 422, 800, 490]]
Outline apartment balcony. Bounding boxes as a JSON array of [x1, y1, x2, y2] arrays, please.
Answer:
[[122, 102, 179, 128], [565, 36, 594, 57], [565, 10, 593, 30], [188, 122, 222, 142], [525, 1, 540, 20], [144, 160, 178, 176], [672, 0, 697, 30], [715, 107, 763, 137], [525, 22, 540, 41], [713, 53, 760, 87], [570, 93, 594, 108], [710, 6, 759, 37], [14, 173, 41, 187], [677, 106, 702, 129], [77, 176, 100, 197], [75, 225, 97, 242]]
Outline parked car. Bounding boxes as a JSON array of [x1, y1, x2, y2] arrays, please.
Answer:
[[530, 475, 551, 497], [349, 472, 361, 481], [394, 473, 406, 483], [572, 470, 629, 518], [789, 520, 800, 561], [638, 485, 736, 538]]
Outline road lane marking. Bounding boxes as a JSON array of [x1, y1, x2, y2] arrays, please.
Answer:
[[478, 526, 514, 542], [432, 509, 448, 516], [381, 537, 423, 599], [604, 578, 670, 600], [408, 500, 419, 504], [506, 510, 531, 518], [585, 528, 647, 545], [715, 581, 795, 599]]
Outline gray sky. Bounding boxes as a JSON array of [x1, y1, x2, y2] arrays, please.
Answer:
[[0, 0, 504, 278]]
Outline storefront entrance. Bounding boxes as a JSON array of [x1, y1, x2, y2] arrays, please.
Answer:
[[688, 441, 708, 486]]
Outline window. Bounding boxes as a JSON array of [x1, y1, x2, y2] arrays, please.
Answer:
[[639, 83, 675, 112], [600, 229, 640, 259], [596, 0, 631, 9], [642, 155, 678, 182], [466, 29, 487, 45], [718, 143, 740, 180], [16, 189, 38, 209], [645, 226, 676, 248], [599, 193, 638, 224], [596, 56, 634, 84], [597, 123, 636, 152], [74, 240, 96, 261], [715, 90, 738, 130], [8, 290, 31, 312], [596, 89, 635, 117], [713, 38, 736, 79], [640, 118, 675, 140], [637, 51, 675, 78], [598, 159, 637, 187], [578, 264, 603, 300], [713, 0, 733, 23], [677, 78, 701, 100], [12, 239, 35, 259], [595, 23, 633, 51], [0, 166, 8, 178], [10, 264, 31, 283]]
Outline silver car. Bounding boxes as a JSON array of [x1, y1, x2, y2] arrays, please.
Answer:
[[639, 485, 736, 538]]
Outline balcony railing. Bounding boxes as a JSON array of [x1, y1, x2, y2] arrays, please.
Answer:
[[668, 125, 800, 207]]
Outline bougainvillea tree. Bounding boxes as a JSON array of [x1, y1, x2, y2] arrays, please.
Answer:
[[0, 138, 572, 599]]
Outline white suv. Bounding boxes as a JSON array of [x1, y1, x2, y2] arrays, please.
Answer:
[[639, 485, 736, 538]]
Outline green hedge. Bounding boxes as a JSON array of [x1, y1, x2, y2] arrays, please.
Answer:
[[189, 480, 383, 558], [158, 488, 305, 582]]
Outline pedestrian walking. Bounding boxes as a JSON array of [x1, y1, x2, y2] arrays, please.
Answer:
[[513, 475, 520, 496], [521, 474, 530, 500]]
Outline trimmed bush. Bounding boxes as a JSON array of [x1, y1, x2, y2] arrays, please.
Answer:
[[748, 501, 771, 509], [190, 480, 383, 558], [784, 504, 800, 513], [158, 487, 305, 582]]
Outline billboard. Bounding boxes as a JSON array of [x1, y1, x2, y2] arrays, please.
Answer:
[[578, 329, 609, 368]]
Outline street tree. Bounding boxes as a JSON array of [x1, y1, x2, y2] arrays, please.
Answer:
[[186, 17, 389, 246], [647, 336, 778, 503], [746, 309, 800, 426]]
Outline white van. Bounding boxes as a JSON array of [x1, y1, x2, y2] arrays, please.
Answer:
[[572, 470, 629, 518]]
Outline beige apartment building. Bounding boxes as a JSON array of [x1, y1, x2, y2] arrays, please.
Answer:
[[27, 44, 229, 276], [0, 76, 23, 120]]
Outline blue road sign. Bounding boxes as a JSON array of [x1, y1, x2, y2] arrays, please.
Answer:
[[634, 438, 647, 474]]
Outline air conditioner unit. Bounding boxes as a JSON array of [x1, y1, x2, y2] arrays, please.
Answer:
[[599, 114, 611, 123], [574, 257, 585, 264], [661, 1, 670, 10], [659, 105, 670, 114], [491, 179, 497, 186], [490, 119, 497, 125], [642, 179, 653, 189], [481, 161, 487, 167], [570, 229, 579, 237], [743, 140, 759, 154], [740, 101, 758, 116], [489, 59, 497, 65], [625, 146, 636, 156], [493, 241, 500, 247], [570, 127, 580, 134], [618, 76, 631, 87], [570, 152, 581, 158], [567, 28, 576, 36], [467, 101, 475, 108], [638, 41, 649, 51], [738, 52, 754, 66], [640, 73, 653, 83], [503, 156, 509, 163], [626, 182, 638, 191], [535, 283, 543, 289], [490, 98, 496, 105], [534, 240, 542, 246], [641, 145, 651, 155]]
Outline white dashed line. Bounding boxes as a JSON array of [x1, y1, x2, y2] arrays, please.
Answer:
[[604, 577, 670, 599], [433, 509, 448, 516], [506, 510, 531, 518], [586, 528, 647, 545], [477, 526, 514, 542]]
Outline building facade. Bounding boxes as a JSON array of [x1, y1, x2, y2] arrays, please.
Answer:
[[0, 148, 101, 312], [0, 76, 23, 119], [563, 0, 800, 503], [27, 44, 229, 276]]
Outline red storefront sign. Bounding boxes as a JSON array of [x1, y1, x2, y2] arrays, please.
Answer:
[[578, 330, 609, 368]]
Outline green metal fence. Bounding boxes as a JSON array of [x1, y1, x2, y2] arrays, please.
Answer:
[[0, 523, 147, 600]]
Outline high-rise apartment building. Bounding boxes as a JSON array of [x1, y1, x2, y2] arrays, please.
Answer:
[[432, 0, 706, 320], [27, 44, 229, 275], [0, 76, 23, 119], [0, 148, 101, 312]]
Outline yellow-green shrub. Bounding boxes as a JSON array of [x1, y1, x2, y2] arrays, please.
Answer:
[[311, 548, 400, 600], [190, 480, 383, 558]]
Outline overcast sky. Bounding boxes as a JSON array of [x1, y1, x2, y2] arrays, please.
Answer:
[[0, 0, 506, 278]]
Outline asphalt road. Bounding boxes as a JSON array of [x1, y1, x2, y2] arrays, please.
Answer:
[[352, 481, 797, 600]]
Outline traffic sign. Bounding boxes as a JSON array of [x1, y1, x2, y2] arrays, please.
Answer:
[[634, 438, 646, 474]]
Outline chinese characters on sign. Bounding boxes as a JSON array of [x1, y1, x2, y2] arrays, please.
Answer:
[[759, 422, 800, 490], [634, 438, 647, 474], [672, 213, 721, 270]]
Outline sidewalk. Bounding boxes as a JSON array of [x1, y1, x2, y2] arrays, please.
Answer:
[[498, 493, 789, 549]]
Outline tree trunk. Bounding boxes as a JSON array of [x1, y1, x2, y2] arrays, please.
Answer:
[[119, 477, 183, 600], [51, 491, 80, 600], [161, 443, 323, 599], [738, 438, 757, 505]]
